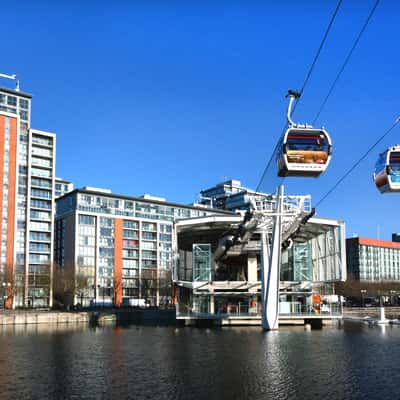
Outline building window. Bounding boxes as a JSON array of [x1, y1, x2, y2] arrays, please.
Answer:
[[7, 96, 17, 106], [79, 215, 96, 225], [192, 244, 211, 282]]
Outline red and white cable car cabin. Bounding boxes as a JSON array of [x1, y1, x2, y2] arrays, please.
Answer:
[[278, 127, 332, 177]]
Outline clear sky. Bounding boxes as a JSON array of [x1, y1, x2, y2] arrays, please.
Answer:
[[1, 0, 399, 239]]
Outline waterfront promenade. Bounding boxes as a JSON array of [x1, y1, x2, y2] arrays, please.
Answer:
[[1, 306, 399, 327], [343, 306, 400, 319]]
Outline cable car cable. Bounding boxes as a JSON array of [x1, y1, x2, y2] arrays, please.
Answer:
[[315, 117, 400, 208], [255, 0, 344, 192], [312, 0, 380, 125], [293, 0, 344, 114]]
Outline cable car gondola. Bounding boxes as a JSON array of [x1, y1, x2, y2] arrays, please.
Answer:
[[373, 145, 400, 193], [277, 91, 332, 177]]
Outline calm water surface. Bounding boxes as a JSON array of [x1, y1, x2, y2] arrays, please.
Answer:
[[0, 322, 399, 399]]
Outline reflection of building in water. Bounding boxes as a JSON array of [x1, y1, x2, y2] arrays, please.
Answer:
[[174, 214, 346, 326]]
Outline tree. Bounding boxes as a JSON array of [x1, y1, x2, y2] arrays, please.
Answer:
[[158, 269, 173, 307], [53, 262, 90, 309], [0, 265, 14, 309], [336, 278, 400, 304]]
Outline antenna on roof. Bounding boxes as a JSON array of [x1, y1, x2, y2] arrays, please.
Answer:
[[0, 72, 20, 92]]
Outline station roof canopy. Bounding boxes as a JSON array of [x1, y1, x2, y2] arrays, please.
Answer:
[[176, 215, 242, 251], [292, 217, 343, 243]]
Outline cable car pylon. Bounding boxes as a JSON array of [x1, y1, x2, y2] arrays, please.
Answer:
[[261, 185, 284, 330]]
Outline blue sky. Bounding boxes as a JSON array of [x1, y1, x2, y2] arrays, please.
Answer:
[[1, 0, 399, 239]]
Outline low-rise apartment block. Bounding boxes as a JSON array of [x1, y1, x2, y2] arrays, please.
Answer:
[[54, 188, 230, 307]]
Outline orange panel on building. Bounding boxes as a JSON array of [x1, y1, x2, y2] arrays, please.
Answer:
[[0, 116, 5, 270], [114, 218, 123, 307], [5, 116, 17, 309]]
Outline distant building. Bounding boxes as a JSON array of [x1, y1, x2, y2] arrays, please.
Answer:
[[347, 237, 400, 281], [392, 233, 400, 243], [55, 178, 73, 198], [199, 179, 270, 211], [54, 188, 230, 307], [0, 85, 56, 308]]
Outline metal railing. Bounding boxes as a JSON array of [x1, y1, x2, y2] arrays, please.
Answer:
[[177, 302, 342, 318]]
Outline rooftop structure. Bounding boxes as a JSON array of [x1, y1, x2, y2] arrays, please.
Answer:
[[199, 179, 272, 211], [55, 178, 73, 199]]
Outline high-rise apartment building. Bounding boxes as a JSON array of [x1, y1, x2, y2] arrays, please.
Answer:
[[0, 82, 55, 308], [55, 178, 73, 198]]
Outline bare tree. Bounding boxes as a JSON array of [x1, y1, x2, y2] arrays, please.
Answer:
[[53, 262, 90, 309], [158, 269, 173, 307], [1, 265, 14, 309], [336, 278, 400, 304]]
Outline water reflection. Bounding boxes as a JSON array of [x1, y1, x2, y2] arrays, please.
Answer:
[[0, 322, 399, 399], [0, 322, 89, 336]]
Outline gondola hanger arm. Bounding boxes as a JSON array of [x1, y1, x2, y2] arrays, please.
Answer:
[[286, 90, 312, 129]]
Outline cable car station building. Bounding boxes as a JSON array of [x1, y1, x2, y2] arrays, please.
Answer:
[[174, 193, 346, 326]]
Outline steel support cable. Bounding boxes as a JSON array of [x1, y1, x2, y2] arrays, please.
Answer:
[[315, 117, 400, 208], [255, 0, 344, 193], [312, 0, 380, 125], [292, 0, 344, 115]]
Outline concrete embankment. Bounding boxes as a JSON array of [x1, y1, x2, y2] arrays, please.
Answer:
[[0, 309, 177, 326], [0, 311, 90, 325], [344, 307, 400, 320]]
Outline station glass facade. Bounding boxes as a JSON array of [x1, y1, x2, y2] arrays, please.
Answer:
[[174, 216, 345, 321]]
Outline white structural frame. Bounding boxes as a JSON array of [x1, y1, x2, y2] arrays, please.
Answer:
[[0, 73, 20, 91], [249, 186, 312, 330]]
